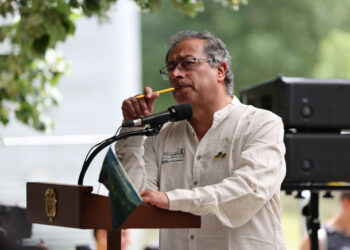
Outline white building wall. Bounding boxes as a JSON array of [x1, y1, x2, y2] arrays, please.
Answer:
[[0, 1, 141, 249]]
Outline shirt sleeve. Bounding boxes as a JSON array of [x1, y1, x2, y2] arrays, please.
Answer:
[[114, 127, 159, 191], [166, 114, 286, 228]]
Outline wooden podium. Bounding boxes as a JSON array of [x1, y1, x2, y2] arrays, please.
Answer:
[[26, 182, 201, 250]]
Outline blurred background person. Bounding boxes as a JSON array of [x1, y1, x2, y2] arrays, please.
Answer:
[[94, 229, 131, 250], [300, 192, 350, 250]]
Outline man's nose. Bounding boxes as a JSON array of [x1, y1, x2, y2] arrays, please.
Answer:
[[170, 63, 184, 78]]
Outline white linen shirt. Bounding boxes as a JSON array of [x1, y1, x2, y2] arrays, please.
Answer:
[[115, 97, 286, 250]]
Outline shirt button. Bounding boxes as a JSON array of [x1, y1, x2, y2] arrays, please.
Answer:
[[194, 181, 198, 186], [190, 235, 195, 240], [197, 155, 201, 160]]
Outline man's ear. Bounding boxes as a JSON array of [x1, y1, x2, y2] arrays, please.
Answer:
[[217, 62, 227, 82]]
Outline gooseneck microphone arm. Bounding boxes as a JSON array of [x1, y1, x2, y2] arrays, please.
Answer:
[[77, 125, 162, 186], [78, 103, 193, 186]]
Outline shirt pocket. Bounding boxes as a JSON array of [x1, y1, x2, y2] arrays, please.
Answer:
[[159, 160, 190, 191], [200, 155, 231, 185]]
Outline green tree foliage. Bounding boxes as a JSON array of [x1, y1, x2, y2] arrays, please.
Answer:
[[313, 30, 350, 79], [141, 0, 350, 112], [0, 0, 244, 133], [2, 0, 349, 130], [0, 0, 119, 131]]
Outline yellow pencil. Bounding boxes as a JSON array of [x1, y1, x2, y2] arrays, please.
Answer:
[[136, 87, 175, 99]]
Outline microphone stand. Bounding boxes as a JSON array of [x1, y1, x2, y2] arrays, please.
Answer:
[[78, 125, 162, 185]]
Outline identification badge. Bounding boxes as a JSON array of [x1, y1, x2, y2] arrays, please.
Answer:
[[161, 148, 185, 164]]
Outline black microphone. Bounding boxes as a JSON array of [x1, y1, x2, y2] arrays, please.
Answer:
[[122, 104, 193, 127]]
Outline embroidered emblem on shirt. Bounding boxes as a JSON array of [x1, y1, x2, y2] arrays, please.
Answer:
[[222, 137, 232, 151], [161, 148, 185, 164], [214, 151, 227, 160]]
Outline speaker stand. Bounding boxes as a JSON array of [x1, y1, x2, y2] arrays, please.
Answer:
[[302, 191, 320, 250], [282, 182, 350, 250]]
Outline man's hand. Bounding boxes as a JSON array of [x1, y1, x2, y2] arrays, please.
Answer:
[[140, 189, 170, 210], [122, 87, 159, 122]]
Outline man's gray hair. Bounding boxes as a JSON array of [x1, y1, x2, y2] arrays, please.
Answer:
[[166, 30, 234, 95]]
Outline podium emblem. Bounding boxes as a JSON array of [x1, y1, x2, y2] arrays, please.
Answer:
[[45, 188, 57, 222]]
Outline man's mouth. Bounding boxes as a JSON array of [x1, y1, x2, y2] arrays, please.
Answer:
[[174, 85, 191, 91]]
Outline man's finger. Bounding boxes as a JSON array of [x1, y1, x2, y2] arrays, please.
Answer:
[[139, 98, 151, 116], [122, 99, 137, 121], [130, 98, 144, 117], [146, 92, 159, 112], [140, 189, 151, 197], [144, 87, 153, 99]]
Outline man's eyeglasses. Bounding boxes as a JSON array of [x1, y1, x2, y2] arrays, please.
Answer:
[[159, 57, 213, 80]]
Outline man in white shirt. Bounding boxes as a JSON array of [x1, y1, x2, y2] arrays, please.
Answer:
[[116, 30, 286, 250]]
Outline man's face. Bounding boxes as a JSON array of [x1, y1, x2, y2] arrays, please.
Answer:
[[166, 38, 224, 106]]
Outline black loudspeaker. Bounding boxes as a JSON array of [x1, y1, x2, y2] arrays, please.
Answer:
[[240, 76, 350, 183], [240, 76, 350, 130], [284, 133, 350, 183]]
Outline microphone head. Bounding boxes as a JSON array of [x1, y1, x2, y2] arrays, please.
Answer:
[[168, 104, 193, 122]]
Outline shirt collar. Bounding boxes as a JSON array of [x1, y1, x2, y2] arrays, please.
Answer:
[[212, 96, 240, 127]]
